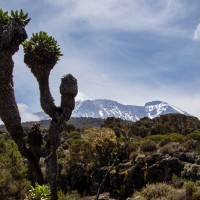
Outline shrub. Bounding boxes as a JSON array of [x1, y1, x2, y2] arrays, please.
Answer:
[[171, 174, 184, 189], [159, 137, 171, 147], [0, 135, 29, 199], [182, 164, 200, 181], [140, 139, 157, 153], [63, 127, 118, 167], [193, 189, 200, 200], [160, 142, 185, 154], [81, 127, 117, 165], [145, 134, 170, 147], [186, 131, 200, 141], [131, 182, 183, 200], [184, 181, 197, 197], [183, 181, 200, 200], [145, 133, 184, 147], [184, 139, 199, 151], [168, 133, 185, 143], [25, 184, 50, 200]]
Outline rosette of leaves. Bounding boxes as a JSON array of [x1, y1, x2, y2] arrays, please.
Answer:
[[23, 31, 63, 73], [0, 9, 9, 25], [10, 9, 30, 26], [0, 9, 30, 51], [0, 9, 30, 25], [26, 184, 50, 200]]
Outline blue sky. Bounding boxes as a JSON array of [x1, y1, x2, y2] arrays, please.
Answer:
[[1, 0, 200, 120]]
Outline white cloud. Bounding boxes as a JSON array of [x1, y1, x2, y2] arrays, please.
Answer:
[[193, 24, 200, 40], [41, 0, 191, 38]]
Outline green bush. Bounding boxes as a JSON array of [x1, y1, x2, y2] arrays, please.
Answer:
[[184, 181, 197, 197], [145, 134, 168, 143], [144, 133, 184, 147], [25, 184, 50, 200], [184, 139, 198, 151], [0, 135, 29, 199], [193, 189, 200, 200], [171, 174, 184, 189], [186, 131, 200, 141], [182, 164, 200, 181], [131, 182, 183, 200], [168, 133, 185, 143], [183, 181, 200, 200], [61, 127, 117, 167], [160, 142, 185, 154], [140, 139, 157, 153]]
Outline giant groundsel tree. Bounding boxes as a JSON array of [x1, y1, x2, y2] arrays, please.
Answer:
[[0, 9, 77, 200]]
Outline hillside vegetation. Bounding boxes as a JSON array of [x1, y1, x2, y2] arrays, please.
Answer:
[[2, 113, 200, 199]]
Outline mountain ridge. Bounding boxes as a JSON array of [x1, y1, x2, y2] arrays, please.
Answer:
[[35, 99, 190, 122]]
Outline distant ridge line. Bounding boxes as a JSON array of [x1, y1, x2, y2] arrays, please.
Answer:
[[35, 99, 190, 122]]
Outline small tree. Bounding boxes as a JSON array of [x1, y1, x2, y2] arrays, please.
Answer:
[[0, 9, 78, 200], [0, 135, 29, 199], [23, 31, 77, 200]]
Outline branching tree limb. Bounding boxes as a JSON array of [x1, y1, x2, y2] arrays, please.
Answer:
[[23, 31, 78, 200]]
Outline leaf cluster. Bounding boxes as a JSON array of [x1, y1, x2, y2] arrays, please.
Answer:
[[0, 9, 9, 24], [10, 9, 30, 26], [0, 8, 30, 26], [23, 31, 63, 63], [26, 184, 50, 200]]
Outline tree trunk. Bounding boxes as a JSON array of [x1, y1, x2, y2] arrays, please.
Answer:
[[0, 51, 44, 184], [45, 121, 61, 200], [27, 124, 43, 185]]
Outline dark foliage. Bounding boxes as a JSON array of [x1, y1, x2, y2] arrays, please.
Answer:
[[130, 114, 200, 137]]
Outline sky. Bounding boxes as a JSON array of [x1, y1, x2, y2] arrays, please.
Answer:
[[1, 0, 200, 121]]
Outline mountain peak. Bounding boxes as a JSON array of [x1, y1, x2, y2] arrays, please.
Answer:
[[73, 99, 190, 121], [35, 99, 190, 122]]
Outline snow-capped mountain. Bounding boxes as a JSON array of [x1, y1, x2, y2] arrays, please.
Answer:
[[35, 99, 190, 122], [72, 99, 189, 121]]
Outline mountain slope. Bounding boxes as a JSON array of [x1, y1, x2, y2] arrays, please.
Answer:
[[35, 99, 190, 122], [72, 99, 189, 121]]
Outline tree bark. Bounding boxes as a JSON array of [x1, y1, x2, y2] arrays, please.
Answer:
[[42, 74, 77, 200], [45, 121, 61, 200], [27, 124, 43, 185], [38, 76, 57, 119], [0, 51, 44, 184]]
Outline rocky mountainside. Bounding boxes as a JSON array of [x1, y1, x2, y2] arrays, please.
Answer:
[[35, 99, 190, 122]]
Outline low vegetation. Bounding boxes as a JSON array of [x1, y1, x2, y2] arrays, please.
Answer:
[[1, 113, 200, 199]]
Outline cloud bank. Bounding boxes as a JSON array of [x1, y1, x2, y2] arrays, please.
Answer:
[[40, 0, 193, 39]]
